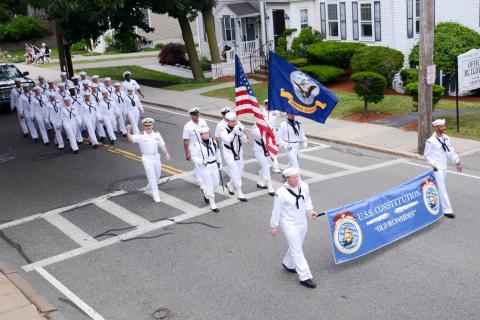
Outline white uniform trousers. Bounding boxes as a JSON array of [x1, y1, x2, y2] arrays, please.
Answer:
[[189, 145, 205, 189], [197, 163, 220, 198], [96, 121, 106, 138], [434, 169, 453, 214], [223, 150, 244, 188], [103, 116, 117, 141], [116, 113, 127, 134], [281, 222, 313, 281], [142, 153, 161, 200], [51, 123, 64, 148], [82, 116, 99, 146], [127, 108, 141, 135], [285, 143, 300, 168], [254, 148, 272, 182], [33, 112, 49, 143], [25, 116, 38, 139], [17, 114, 29, 135], [63, 120, 80, 151]]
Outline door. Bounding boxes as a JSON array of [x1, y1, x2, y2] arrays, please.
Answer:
[[246, 17, 256, 41], [272, 9, 286, 47]]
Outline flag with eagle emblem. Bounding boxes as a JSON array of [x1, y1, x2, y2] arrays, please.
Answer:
[[267, 51, 339, 123]]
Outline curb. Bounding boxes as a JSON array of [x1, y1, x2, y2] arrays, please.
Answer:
[[142, 99, 425, 161], [0, 262, 67, 320]]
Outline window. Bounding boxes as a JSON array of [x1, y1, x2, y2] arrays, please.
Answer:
[[327, 4, 339, 38], [221, 16, 236, 41], [141, 9, 150, 28], [415, 0, 420, 35], [300, 9, 309, 29], [360, 3, 373, 38]]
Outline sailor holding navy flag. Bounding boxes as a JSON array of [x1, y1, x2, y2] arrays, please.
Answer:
[[277, 113, 308, 168]]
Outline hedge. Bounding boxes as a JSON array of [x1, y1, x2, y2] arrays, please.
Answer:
[[300, 65, 344, 83], [289, 57, 308, 67], [290, 27, 322, 58], [306, 41, 366, 67], [350, 46, 404, 83], [400, 68, 419, 86], [404, 82, 445, 110], [0, 16, 48, 43]]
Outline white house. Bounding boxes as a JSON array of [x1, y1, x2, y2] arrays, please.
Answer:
[[261, 0, 480, 66]]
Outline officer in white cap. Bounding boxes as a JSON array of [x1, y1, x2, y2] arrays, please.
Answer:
[[192, 126, 223, 212], [251, 124, 275, 196], [122, 70, 144, 98], [62, 96, 82, 153], [277, 113, 308, 168], [79, 92, 99, 148], [98, 89, 117, 144], [270, 167, 318, 289], [424, 119, 462, 218], [47, 92, 64, 150], [220, 111, 249, 201], [183, 107, 209, 191], [103, 77, 114, 96], [215, 107, 230, 146], [125, 85, 144, 135], [19, 84, 38, 141], [263, 99, 281, 173], [10, 79, 29, 137], [79, 71, 87, 81], [56, 82, 69, 101], [31, 86, 50, 145], [59, 72, 73, 91], [112, 82, 127, 136], [127, 118, 171, 203]]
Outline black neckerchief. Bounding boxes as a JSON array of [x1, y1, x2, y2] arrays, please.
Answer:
[[66, 107, 75, 119], [59, 91, 66, 98], [16, 87, 22, 95], [288, 119, 299, 136], [115, 91, 124, 103], [92, 92, 99, 103], [40, 83, 47, 92], [25, 93, 31, 104], [86, 101, 96, 114], [75, 84, 81, 91], [202, 138, 214, 157], [285, 186, 304, 209], [127, 95, 136, 106], [435, 136, 450, 152], [104, 100, 111, 110], [35, 95, 43, 107], [52, 101, 58, 113], [107, 87, 113, 94], [255, 138, 269, 157], [225, 126, 242, 160]]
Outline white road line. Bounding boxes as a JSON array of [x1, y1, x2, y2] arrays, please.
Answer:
[[35, 267, 105, 320], [276, 162, 324, 179], [0, 190, 127, 230], [299, 153, 360, 171], [95, 199, 151, 227], [403, 161, 480, 180], [44, 214, 98, 247], [156, 190, 201, 213]]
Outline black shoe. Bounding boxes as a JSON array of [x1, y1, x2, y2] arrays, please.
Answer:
[[23, 133, 29, 138], [33, 138, 38, 142], [444, 213, 455, 219], [300, 279, 316, 289], [256, 184, 268, 189], [122, 133, 127, 137], [58, 147, 64, 150], [269, 192, 276, 196], [73, 150, 79, 154], [99, 137, 105, 143], [282, 263, 296, 273], [110, 140, 115, 145], [44, 142, 50, 146], [92, 144, 98, 149], [238, 197, 248, 202], [212, 208, 219, 213], [204, 196, 209, 203]]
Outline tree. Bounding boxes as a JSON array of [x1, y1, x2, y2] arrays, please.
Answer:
[[350, 72, 386, 117], [350, 46, 404, 84], [0, 0, 28, 23], [290, 27, 322, 58], [195, 0, 220, 64], [404, 82, 445, 111]]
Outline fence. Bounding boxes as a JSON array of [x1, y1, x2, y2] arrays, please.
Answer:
[[211, 55, 264, 79]]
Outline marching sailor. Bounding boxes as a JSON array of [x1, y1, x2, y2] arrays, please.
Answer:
[[112, 82, 128, 136], [215, 107, 230, 146], [270, 167, 318, 289], [68, 87, 84, 141], [125, 86, 144, 135], [91, 75, 105, 91], [19, 84, 38, 141], [251, 124, 275, 196], [277, 113, 308, 168], [424, 119, 462, 219], [58, 72, 73, 91], [46, 79, 56, 96], [61, 96, 82, 154], [183, 107, 209, 192], [79, 92, 99, 148], [263, 99, 281, 173], [37, 75, 48, 94], [220, 112, 248, 201], [10, 79, 29, 137], [103, 78, 114, 96], [192, 126, 223, 212], [80, 80, 91, 97], [121, 70, 144, 98], [71, 76, 81, 93], [46, 92, 64, 150], [127, 118, 171, 203], [56, 83, 69, 101], [79, 71, 88, 82], [98, 89, 117, 144], [31, 86, 50, 145]]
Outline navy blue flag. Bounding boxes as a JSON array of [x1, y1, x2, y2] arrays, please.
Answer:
[[267, 51, 339, 123], [326, 171, 443, 264]]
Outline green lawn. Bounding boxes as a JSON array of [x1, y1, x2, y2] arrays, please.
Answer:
[[445, 113, 480, 141]]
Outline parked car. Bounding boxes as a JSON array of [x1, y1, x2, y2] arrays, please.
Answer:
[[0, 62, 34, 112]]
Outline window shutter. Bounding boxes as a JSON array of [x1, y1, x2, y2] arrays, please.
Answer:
[[220, 18, 226, 41], [374, 1, 381, 41], [340, 2, 347, 40], [320, 2, 327, 38], [231, 18, 236, 41], [407, 0, 413, 38], [352, 2, 359, 40]]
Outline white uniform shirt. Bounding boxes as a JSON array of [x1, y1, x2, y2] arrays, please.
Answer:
[[37, 82, 48, 95], [56, 90, 70, 101], [121, 79, 140, 93], [98, 98, 116, 119], [183, 119, 208, 145], [31, 94, 48, 118], [192, 138, 223, 166], [80, 100, 99, 120], [424, 134, 460, 170], [250, 125, 269, 156], [58, 80, 74, 91], [47, 99, 63, 127], [91, 91, 101, 105], [72, 82, 82, 93], [277, 119, 307, 145], [61, 106, 81, 125], [220, 122, 248, 156], [10, 86, 23, 111], [131, 131, 165, 155], [125, 94, 143, 112], [92, 81, 105, 91], [112, 90, 127, 113], [215, 119, 227, 140], [46, 87, 57, 97], [270, 181, 314, 229], [69, 94, 83, 109], [104, 85, 114, 96], [18, 93, 33, 118]]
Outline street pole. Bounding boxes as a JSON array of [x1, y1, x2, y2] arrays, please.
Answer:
[[417, 0, 434, 154], [55, 22, 66, 73]]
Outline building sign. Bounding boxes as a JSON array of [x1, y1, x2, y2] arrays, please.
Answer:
[[458, 49, 480, 94]]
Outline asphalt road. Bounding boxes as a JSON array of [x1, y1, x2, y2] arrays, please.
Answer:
[[1, 105, 479, 320]]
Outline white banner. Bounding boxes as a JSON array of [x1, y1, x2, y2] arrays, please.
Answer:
[[458, 49, 480, 94]]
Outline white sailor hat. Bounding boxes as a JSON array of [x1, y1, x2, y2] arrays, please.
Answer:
[[264, 99, 268, 103], [220, 107, 230, 114], [57, 82, 65, 87], [83, 91, 91, 96], [82, 80, 90, 85], [225, 111, 236, 121], [48, 92, 57, 97], [283, 167, 300, 177], [33, 86, 41, 91], [199, 126, 210, 134], [79, 71, 87, 76], [38, 75, 45, 79], [142, 118, 154, 125], [104, 77, 111, 81], [126, 85, 135, 91], [100, 89, 109, 94], [91, 75, 99, 79], [42, 43, 46, 46], [123, 71, 131, 77], [113, 82, 121, 87], [14, 78, 21, 82], [432, 119, 445, 126], [47, 79, 54, 84], [60, 71, 67, 76], [189, 107, 200, 114], [90, 83, 99, 88], [71, 76, 79, 80], [22, 83, 30, 87], [63, 96, 72, 102]]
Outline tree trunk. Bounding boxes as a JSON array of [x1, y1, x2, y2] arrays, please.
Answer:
[[364, 99, 368, 117], [178, 15, 205, 80], [202, 8, 221, 64], [55, 22, 67, 73], [64, 44, 74, 78]]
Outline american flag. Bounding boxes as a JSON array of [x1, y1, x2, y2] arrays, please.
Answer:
[[234, 55, 278, 160]]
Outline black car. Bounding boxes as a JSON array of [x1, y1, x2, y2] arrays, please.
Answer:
[[0, 62, 35, 111]]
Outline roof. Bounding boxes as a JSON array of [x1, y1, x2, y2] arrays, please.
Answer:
[[225, 3, 259, 17]]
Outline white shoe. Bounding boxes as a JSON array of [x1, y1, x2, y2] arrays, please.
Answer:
[[209, 197, 219, 212], [236, 187, 248, 202], [153, 197, 162, 203], [256, 180, 267, 189], [272, 167, 281, 173], [226, 181, 234, 195], [267, 180, 275, 196]]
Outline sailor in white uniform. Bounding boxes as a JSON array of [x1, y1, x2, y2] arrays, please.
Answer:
[[10, 79, 29, 137], [46, 79, 56, 97], [31, 86, 50, 145], [251, 124, 275, 196], [125, 85, 144, 135], [263, 99, 281, 173], [61, 96, 82, 153], [220, 112, 249, 201], [79, 92, 99, 148], [91, 75, 105, 91], [277, 113, 308, 168], [112, 82, 127, 136], [270, 167, 318, 289], [37, 75, 48, 95], [192, 126, 223, 212], [103, 78, 114, 96], [214, 107, 230, 146], [127, 118, 171, 203], [121, 70, 144, 98], [56, 83, 69, 101], [424, 119, 462, 219], [19, 84, 38, 141], [79, 71, 88, 82], [46, 92, 64, 150], [58, 72, 73, 91], [98, 90, 117, 144]]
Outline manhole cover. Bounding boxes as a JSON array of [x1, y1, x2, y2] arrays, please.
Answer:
[[109, 176, 148, 191], [152, 307, 170, 319]]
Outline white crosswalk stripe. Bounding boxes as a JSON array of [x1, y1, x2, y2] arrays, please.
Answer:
[[95, 199, 151, 227]]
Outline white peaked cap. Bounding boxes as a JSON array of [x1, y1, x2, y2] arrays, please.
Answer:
[[57, 83, 65, 87], [225, 111, 236, 121], [283, 167, 300, 177], [71, 76, 78, 80], [47, 79, 54, 83], [113, 82, 121, 86], [92, 75, 99, 79], [90, 83, 99, 88], [101, 89, 109, 94], [104, 77, 111, 81], [123, 71, 131, 77], [220, 107, 230, 114], [79, 71, 87, 76], [48, 92, 57, 97], [83, 91, 91, 96], [142, 118, 155, 125], [63, 96, 72, 102], [199, 126, 210, 134], [60, 72, 67, 76], [432, 119, 445, 126], [189, 106, 200, 114]]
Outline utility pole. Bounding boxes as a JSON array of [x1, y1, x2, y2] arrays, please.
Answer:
[[54, 22, 74, 78], [418, 0, 435, 154]]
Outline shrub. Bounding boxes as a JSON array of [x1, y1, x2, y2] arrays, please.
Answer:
[[300, 65, 345, 83], [350, 71, 387, 115], [289, 57, 308, 67], [0, 16, 48, 43], [274, 36, 288, 59], [158, 43, 188, 66], [409, 22, 480, 74], [400, 68, 419, 85], [71, 40, 89, 52], [282, 28, 297, 37], [290, 27, 322, 58], [154, 43, 165, 50], [350, 46, 404, 84], [200, 56, 211, 71], [106, 33, 140, 53], [306, 41, 366, 68], [403, 82, 445, 111]]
